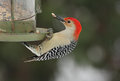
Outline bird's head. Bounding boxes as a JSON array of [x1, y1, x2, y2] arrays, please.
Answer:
[[52, 13, 82, 40]]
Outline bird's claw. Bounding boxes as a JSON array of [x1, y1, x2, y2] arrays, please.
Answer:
[[24, 56, 39, 63], [46, 28, 53, 40]]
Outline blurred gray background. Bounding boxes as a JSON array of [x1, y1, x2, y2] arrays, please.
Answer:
[[0, 0, 120, 81]]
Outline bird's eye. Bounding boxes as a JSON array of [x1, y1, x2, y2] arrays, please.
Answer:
[[67, 21, 71, 23]]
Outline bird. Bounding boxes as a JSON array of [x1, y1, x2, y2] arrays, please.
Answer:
[[23, 13, 82, 62]]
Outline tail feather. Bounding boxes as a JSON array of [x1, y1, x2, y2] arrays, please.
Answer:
[[23, 42, 29, 47]]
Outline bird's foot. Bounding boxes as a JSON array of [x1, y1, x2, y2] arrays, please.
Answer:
[[24, 55, 39, 63], [46, 28, 53, 40]]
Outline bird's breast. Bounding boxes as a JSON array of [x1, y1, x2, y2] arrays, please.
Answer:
[[40, 33, 71, 54]]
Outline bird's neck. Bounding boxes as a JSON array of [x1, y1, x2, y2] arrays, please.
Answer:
[[58, 28, 75, 41]]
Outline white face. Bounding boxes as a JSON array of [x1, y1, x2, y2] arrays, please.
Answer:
[[63, 19, 76, 32], [63, 19, 75, 28], [61, 19, 76, 41]]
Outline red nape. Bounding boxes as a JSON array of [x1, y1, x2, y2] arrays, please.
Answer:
[[64, 17, 82, 40]]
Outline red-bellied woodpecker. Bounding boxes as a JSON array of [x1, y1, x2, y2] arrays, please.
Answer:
[[24, 13, 82, 62]]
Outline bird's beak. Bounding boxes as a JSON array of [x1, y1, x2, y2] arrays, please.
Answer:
[[52, 13, 65, 22]]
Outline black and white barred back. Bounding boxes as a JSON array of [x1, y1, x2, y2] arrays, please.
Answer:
[[31, 41, 77, 61]]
